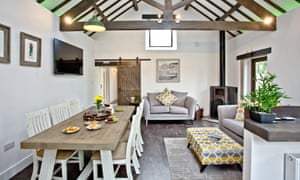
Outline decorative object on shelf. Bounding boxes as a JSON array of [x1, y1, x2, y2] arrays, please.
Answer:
[[0, 23, 10, 64], [94, 95, 104, 112], [242, 72, 289, 123], [20, 32, 41, 67], [157, 59, 180, 83]]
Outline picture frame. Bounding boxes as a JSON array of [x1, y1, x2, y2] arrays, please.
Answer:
[[157, 59, 180, 83], [20, 32, 41, 67], [0, 24, 10, 64]]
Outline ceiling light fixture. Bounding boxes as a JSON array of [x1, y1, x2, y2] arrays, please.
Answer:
[[83, 14, 106, 32], [263, 17, 273, 25], [64, 16, 73, 25]]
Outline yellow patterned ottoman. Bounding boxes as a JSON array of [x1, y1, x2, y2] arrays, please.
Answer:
[[186, 127, 243, 172]]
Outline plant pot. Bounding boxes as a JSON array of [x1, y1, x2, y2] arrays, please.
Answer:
[[249, 110, 275, 123]]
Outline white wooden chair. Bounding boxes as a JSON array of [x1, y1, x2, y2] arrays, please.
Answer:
[[26, 108, 83, 180], [91, 114, 140, 179], [136, 100, 144, 157], [69, 98, 81, 117], [50, 102, 71, 125]]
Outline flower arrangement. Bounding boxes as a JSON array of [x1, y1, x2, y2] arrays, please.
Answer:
[[94, 95, 104, 111]]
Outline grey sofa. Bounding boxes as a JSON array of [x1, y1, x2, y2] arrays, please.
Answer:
[[143, 91, 197, 126], [218, 105, 243, 145], [218, 104, 300, 145]]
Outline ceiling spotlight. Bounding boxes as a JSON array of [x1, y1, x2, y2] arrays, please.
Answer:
[[64, 16, 73, 24], [263, 17, 273, 25], [174, 14, 181, 23]]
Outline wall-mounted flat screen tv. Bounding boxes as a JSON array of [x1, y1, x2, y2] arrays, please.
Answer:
[[53, 38, 83, 75]]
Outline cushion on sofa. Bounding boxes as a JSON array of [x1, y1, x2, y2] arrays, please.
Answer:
[[171, 90, 188, 106], [156, 89, 178, 106], [170, 106, 188, 114], [150, 106, 170, 113], [147, 92, 161, 106], [222, 118, 244, 137]]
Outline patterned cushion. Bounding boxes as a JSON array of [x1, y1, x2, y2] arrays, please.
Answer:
[[235, 106, 245, 121], [156, 89, 178, 106]]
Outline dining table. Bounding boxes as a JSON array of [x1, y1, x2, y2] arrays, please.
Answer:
[[21, 105, 135, 180]]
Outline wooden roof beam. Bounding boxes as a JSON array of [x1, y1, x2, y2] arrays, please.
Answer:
[[172, 0, 194, 10], [142, 0, 164, 11], [217, 3, 241, 21], [132, 0, 139, 10], [264, 0, 286, 13], [237, 0, 276, 21], [60, 20, 276, 31], [93, 3, 108, 22]]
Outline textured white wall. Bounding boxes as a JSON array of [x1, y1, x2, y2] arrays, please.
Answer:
[[228, 7, 300, 105], [94, 30, 220, 115], [0, 0, 97, 178]]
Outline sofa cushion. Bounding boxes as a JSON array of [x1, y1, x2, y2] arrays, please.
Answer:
[[156, 90, 178, 106], [171, 90, 188, 106], [150, 106, 170, 113], [147, 92, 161, 106], [222, 118, 244, 137], [170, 106, 188, 114]]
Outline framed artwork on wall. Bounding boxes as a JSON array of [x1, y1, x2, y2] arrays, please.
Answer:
[[157, 59, 180, 83], [20, 32, 41, 67], [0, 23, 10, 64]]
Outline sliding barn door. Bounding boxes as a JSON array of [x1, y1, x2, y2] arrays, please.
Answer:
[[117, 62, 141, 105]]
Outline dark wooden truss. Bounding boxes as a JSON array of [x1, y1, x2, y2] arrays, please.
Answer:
[[36, 0, 299, 37]]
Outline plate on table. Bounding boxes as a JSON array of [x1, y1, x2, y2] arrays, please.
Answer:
[[62, 126, 80, 134], [86, 123, 102, 130], [281, 116, 296, 121]]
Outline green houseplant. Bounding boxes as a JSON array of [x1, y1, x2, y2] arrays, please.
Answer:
[[242, 72, 289, 123]]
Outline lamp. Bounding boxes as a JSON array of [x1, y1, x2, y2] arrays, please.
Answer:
[[83, 15, 106, 32]]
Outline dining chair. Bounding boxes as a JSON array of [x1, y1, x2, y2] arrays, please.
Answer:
[[69, 98, 81, 117], [50, 102, 71, 125], [26, 108, 83, 180], [91, 114, 140, 179], [136, 100, 145, 157]]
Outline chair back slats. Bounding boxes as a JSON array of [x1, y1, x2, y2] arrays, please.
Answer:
[[26, 108, 52, 137], [50, 102, 71, 125], [69, 99, 81, 116]]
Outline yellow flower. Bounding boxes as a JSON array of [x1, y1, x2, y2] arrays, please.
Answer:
[[94, 95, 104, 103]]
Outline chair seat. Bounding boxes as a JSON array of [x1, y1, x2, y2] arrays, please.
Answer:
[[36, 149, 78, 160], [91, 142, 127, 161]]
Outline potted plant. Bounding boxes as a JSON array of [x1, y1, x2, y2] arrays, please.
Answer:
[[242, 72, 289, 123]]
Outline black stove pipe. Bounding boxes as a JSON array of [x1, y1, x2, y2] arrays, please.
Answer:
[[219, 31, 225, 87]]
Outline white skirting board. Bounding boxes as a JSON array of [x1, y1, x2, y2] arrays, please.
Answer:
[[0, 154, 32, 180]]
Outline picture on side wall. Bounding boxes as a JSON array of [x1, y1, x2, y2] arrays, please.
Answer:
[[157, 59, 180, 83], [0, 23, 10, 64], [20, 32, 41, 67]]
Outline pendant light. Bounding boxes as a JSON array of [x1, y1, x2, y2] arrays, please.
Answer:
[[83, 14, 106, 32]]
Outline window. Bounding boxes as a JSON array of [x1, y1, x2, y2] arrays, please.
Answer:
[[145, 30, 177, 50], [251, 57, 268, 91]]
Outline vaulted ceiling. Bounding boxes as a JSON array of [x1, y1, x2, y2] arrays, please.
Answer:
[[37, 0, 300, 38]]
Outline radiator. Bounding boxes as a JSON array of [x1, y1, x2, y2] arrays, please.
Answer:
[[285, 153, 300, 180]]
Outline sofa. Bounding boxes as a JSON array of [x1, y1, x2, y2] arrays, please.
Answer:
[[218, 104, 300, 145], [143, 90, 197, 126]]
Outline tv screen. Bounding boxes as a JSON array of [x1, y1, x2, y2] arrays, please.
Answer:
[[53, 38, 83, 75]]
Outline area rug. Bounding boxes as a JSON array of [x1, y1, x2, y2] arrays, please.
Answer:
[[164, 137, 242, 180]]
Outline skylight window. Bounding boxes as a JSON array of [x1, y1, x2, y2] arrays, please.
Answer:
[[145, 30, 177, 50]]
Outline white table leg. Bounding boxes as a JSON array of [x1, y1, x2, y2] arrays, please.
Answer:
[[77, 160, 92, 180], [101, 150, 115, 180], [39, 149, 57, 180]]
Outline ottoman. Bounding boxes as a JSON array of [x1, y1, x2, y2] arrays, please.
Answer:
[[186, 127, 243, 172]]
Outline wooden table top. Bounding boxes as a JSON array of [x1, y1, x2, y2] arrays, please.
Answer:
[[21, 106, 135, 150]]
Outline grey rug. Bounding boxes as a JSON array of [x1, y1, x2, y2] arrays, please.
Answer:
[[164, 137, 242, 180]]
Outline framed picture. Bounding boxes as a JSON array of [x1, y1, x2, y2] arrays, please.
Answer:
[[0, 24, 10, 64], [20, 32, 41, 67], [157, 59, 180, 82]]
